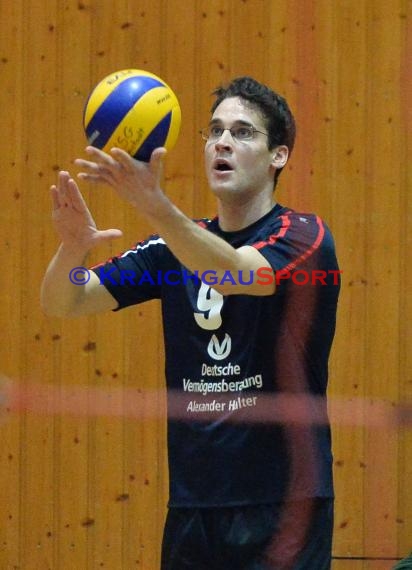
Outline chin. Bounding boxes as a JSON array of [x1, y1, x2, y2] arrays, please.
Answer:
[[210, 186, 241, 203]]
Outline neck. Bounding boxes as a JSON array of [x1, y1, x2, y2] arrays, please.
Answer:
[[216, 192, 276, 232]]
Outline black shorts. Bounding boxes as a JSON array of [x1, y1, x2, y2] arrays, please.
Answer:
[[161, 498, 333, 570]]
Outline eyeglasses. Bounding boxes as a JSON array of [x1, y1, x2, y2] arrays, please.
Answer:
[[200, 124, 268, 142]]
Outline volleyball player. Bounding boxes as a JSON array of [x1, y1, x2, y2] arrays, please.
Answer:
[[41, 77, 340, 569]]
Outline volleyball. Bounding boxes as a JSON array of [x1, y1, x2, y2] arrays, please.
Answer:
[[83, 69, 181, 161]]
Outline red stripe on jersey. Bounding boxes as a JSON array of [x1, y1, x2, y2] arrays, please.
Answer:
[[252, 214, 325, 271], [283, 216, 325, 271], [253, 215, 292, 249]]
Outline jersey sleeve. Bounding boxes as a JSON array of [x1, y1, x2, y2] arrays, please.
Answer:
[[90, 234, 173, 310]]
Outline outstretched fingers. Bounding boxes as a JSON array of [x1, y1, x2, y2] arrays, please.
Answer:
[[109, 147, 134, 169], [75, 147, 123, 184], [51, 171, 73, 209], [66, 176, 90, 213]]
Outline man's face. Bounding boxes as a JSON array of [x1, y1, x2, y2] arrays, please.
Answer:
[[204, 96, 277, 200]]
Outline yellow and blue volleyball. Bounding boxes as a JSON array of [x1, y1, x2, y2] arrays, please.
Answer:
[[83, 69, 181, 161]]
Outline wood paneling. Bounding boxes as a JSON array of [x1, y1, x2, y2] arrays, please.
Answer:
[[332, 560, 398, 570], [0, 0, 410, 567]]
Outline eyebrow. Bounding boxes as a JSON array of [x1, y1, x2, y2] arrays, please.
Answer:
[[208, 118, 254, 127]]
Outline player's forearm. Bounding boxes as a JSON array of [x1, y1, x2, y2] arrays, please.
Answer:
[[40, 243, 90, 317], [144, 198, 241, 277], [143, 197, 276, 296]]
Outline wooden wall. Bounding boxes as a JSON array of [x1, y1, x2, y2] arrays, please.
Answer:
[[0, 0, 411, 568]]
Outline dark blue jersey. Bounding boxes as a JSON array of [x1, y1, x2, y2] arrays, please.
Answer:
[[92, 203, 340, 507]]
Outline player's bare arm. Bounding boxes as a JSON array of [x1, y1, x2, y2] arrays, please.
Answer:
[[75, 146, 275, 296], [40, 171, 121, 317]]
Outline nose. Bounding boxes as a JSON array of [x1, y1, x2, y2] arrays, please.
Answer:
[[214, 129, 234, 150]]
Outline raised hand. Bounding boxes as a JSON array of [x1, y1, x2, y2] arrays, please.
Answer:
[[74, 146, 169, 216], [51, 170, 123, 251]]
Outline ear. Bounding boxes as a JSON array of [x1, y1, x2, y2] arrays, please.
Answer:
[[271, 145, 289, 169]]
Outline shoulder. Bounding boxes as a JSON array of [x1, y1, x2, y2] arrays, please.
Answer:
[[284, 211, 336, 247], [253, 208, 334, 249], [251, 207, 338, 274], [272, 208, 332, 234]]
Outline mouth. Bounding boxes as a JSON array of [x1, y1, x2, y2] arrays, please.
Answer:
[[213, 159, 234, 173]]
